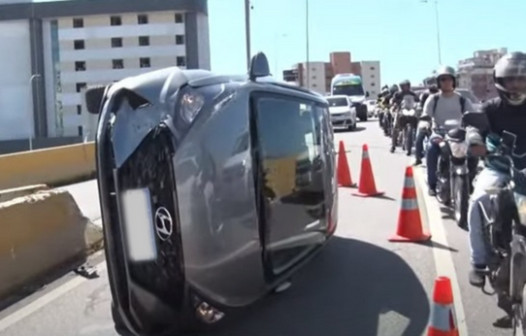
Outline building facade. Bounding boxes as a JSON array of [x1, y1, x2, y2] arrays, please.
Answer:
[[457, 48, 507, 101], [0, 0, 209, 154], [359, 61, 381, 98], [282, 52, 381, 97]]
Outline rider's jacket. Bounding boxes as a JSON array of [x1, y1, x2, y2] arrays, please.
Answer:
[[391, 91, 419, 109], [420, 91, 430, 107], [467, 97, 526, 172]]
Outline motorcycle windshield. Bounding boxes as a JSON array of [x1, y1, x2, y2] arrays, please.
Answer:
[[401, 96, 415, 110]]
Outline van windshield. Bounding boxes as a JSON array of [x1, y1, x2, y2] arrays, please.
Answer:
[[332, 84, 364, 97]]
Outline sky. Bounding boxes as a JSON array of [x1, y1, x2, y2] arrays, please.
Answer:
[[208, 0, 522, 85]]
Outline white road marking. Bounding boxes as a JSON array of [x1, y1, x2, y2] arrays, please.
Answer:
[[413, 168, 469, 336], [0, 261, 107, 332]]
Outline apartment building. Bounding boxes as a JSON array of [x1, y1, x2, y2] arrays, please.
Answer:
[[282, 52, 381, 96], [457, 48, 507, 101], [0, 0, 209, 154]]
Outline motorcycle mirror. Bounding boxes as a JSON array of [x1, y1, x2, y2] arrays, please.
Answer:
[[462, 112, 489, 131]]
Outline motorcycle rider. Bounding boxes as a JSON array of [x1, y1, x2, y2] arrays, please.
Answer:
[[466, 52, 526, 295], [413, 84, 439, 165], [390, 80, 419, 153], [422, 66, 474, 195], [378, 87, 391, 127]]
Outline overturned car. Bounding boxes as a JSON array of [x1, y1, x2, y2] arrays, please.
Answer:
[[86, 52, 338, 335]]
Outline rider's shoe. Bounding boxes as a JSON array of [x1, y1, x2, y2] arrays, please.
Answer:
[[390, 146, 395, 153], [428, 186, 437, 196], [468, 264, 486, 287], [413, 159, 422, 166], [493, 315, 512, 329]]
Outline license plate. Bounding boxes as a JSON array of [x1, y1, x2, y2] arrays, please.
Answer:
[[120, 188, 158, 262]]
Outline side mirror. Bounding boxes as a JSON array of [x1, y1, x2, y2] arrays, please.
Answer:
[[366, 91, 370, 97], [84, 85, 108, 114]]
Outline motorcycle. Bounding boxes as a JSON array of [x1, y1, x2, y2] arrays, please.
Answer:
[[434, 119, 471, 228], [400, 105, 418, 156], [463, 111, 526, 335]]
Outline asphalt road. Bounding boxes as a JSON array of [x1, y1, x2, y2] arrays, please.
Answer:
[[0, 120, 513, 336]]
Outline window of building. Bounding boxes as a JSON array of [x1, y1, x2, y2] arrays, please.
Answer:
[[110, 16, 122, 26], [73, 18, 83, 28], [111, 38, 123, 48], [176, 56, 186, 67], [370, 74, 375, 78], [78, 126, 83, 136], [138, 36, 150, 46], [371, 82, 375, 86], [312, 76, 316, 79], [175, 13, 184, 23], [75, 61, 86, 71], [138, 14, 148, 24], [77, 105, 82, 115], [112, 59, 123, 69], [76, 83, 87, 92], [140, 58, 150, 68], [370, 66, 375, 70], [175, 35, 185, 45], [73, 40, 85, 50]]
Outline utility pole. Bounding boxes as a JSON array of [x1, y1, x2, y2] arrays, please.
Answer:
[[305, 0, 310, 88], [244, 0, 252, 69]]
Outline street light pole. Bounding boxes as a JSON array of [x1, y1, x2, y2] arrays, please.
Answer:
[[305, 0, 310, 88], [244, 0, 252, 70], [29, 74, 41, 151], [422, 0, 442, 64]]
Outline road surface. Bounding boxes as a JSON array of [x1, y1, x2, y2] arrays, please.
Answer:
[[0, 120, 512, 336]]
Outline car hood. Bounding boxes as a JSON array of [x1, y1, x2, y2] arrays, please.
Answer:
[[348, 95, 366, 103], [329, 106, 351, 114]]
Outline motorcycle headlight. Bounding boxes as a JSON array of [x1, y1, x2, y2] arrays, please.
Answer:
[[515, 193, 526, 225], [180, 90, 205, 123], [449, 141, 468, 158]]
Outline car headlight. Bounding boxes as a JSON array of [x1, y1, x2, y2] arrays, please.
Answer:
[[180, 90, 205, 123], [515, 193, 526, 225], [449, 141, 468, 158]]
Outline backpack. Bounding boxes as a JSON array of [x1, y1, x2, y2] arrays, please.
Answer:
[[432, 94, 466, 115]]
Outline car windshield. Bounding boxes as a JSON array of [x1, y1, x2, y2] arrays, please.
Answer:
[[326, 97, 348, 107], [332, 84, 364, 96], [456, 89, 480, 103]]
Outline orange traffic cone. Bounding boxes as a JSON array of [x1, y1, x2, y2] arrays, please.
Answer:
[[389, 166, 431, 242], [352, 144, 384, 197], [337, 141, 356, 188], [427, 276, 459, 336]]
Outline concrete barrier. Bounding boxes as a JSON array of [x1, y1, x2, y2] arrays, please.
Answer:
[[0, 142, 95, 190], [0, 184, 49, 203], [0, 189, 103, 299]]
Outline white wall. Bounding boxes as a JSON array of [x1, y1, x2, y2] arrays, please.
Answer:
[[0, 20, 33, 141], [301, 62, 326, 94], [360, 61, 381, 97]]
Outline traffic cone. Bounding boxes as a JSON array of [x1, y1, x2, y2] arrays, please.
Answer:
[[337, 141, 356, 188], [389, 166, 431, 242], [427, 276, 459, 336], [352, 144, 384, 197]]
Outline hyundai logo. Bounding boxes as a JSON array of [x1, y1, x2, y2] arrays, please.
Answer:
[[154, 206, 173, 241]]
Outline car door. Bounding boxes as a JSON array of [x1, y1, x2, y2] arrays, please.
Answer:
[[253, 92, 327, 275]]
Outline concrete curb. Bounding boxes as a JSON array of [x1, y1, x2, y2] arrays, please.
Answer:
[[0, 189, 103, 300]]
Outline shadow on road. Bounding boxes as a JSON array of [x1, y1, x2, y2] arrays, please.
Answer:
[[334, 126, 366, 133], [204, 237, 430, 336]]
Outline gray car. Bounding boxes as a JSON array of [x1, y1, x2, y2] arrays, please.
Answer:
[[85, 52, 338, 336]]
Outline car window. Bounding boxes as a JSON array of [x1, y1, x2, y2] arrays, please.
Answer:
[[326, 97, 348, 107], [256, 96, 321, 162]]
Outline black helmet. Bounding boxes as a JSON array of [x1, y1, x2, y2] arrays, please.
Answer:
[[399, 79, 411, 88], [435, 66, 456, 88], [428, 85, 438, 94], [390, 84, 399, 93], [494, 52, 526, 105]]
